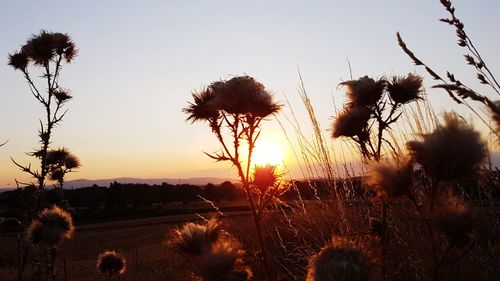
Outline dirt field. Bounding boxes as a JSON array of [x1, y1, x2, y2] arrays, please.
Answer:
[[0, 211, 253, 281]]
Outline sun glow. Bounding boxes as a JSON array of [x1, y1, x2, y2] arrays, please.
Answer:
[[251, 140, 285, 166]]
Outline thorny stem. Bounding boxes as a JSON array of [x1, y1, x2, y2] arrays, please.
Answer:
[[212, 113, 276, 281]]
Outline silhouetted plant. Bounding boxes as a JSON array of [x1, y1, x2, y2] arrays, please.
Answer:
[[46, 148, 80, 189], [195, 240, 252, 281], [407, 112, 487, 210], [397, 0, 500, 139], [184, 75, 281, 280], [170, 219, 252, 281], [26, 205, 74, 281], [96, 250, 126, 281], [306, 236, 379, 281], [171, 218, 222, 256], [366, 157, 413, 201], [332, 74, 423, 161], [8, 30, 80, 212]]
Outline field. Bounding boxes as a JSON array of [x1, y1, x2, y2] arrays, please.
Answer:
[[0, 210, 257, 281], [2, 197, 499, 281]]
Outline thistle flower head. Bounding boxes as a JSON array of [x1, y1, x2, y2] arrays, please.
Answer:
[[332, 106, 371, 138], [171, 218, 222, 256], [340, 76, 385, 107], [20, 30, 77, 66], [96, 250, 126, 275], [46, 148, 80, 170], [407, 113, 487, 181], [306, 237, 377, 281], [214, 76, 281, 117], [185, 76, 281, 122], [53, 89, 73, 103], [435, 196, 474, 249], [51, 32, 77, 62], [251, 165, 280, 192], [387, 73, 423, 104], [184, 88, 220, 123], [8, 51, 29, 70], [27, 205, 74, 246], [366, 157, 413, 200], [49, 169, 65, 182], [195, 240, 252, 281]]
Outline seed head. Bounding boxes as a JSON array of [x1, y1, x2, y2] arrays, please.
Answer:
[[185, 76, 281, 122], [8, 51, 29, 70], [366, 157, 413, 200], [306, 236, 377, 281], [195, 240, 252, 281], [407, 112, 487, 181], [184, 88, 220, 123], [20, 31, 77, 65], [171, 218, 222, 256], [332, 106, 371, 138], [339, 76, 385, 107], [96, 250, 126, 275], [387, 73, 423, 104], [27, 205, 74, 246], [53, 89, 73, 103], [214, 76, 281, 117], [46, 148, 80, 170]]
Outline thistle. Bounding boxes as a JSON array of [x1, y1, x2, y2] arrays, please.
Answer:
[[366, 157, 413, 200], [184, 76, 282, 280], [332, 74, 423, 160], [195, 240, 253, 281], [27, 205, 74, 246], [387, 73, 423, 104], [332, 106, 371, 138], [306, 237, 378, 281], [8, 30, 80, 212], [407, 112, 487, 182], [340, 76, 385, 107], [170, 218, 222, 256], [97, 250, 126, 281]]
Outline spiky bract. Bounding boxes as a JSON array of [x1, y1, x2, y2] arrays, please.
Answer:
[[251, 165, 280, 192]]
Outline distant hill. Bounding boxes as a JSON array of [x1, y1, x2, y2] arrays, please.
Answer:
[[62, 177, 238, 189]]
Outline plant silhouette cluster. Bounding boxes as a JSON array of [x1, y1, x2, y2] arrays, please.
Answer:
[[332, 74, 423, 160], [8, 30, 80, 213], [170, 219, 252, 281], [184, 75, 284, 280]]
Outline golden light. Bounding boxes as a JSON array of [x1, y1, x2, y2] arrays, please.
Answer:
[[251, 140, 285, 166]]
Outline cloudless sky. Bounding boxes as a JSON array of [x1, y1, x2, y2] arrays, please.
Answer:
[[1, 0, 499, 187]]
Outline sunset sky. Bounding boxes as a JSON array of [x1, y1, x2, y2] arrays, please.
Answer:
[[1, 0, 499, 187]]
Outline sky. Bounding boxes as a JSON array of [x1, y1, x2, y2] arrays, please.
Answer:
[[1, 0, 499, 187]]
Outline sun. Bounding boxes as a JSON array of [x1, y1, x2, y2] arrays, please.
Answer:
[[251, 140, 285, 166]]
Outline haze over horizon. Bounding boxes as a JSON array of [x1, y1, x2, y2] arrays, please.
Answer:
[[1, 0, 500, 187]]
